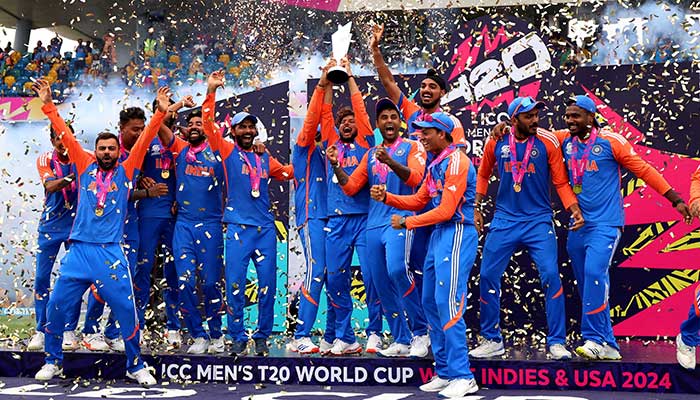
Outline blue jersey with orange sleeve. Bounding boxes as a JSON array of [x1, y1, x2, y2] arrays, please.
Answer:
[[341, 138, 426, 229], [137, 138, 176, 219], [386, 149, 476, 229], [477, 129, 577, 222], [561, 128, 671, 226], [292, 86, 327, 226], [397, 93, 466, 147], [36, 151, 77, 233], [41, 102, 166, 244], [169, 137, 224, 224], [322, 92, 375, 217], [202, 93, 294, 227], [118, 150, 140, 240]]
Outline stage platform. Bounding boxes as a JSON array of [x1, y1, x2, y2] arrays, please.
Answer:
[[0, 339, 697, 395]]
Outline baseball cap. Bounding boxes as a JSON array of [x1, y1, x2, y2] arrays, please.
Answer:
[[231, 111, 258, 127], [508, 96, 545, 118], [567, 95, 597, 114], [411, 112, 454, 134], [375, 97, 401, 117]]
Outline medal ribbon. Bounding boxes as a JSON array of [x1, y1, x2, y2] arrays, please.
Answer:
[[375, 138, 403, 184], [426, 145, 455, 197], [508, 133, 535, 188], [571, 127, 599, 187], [185, 141, 207, 164], [336, 141, 350, 167], [158, 137, 173, 171], [240, 149, 262, 194], [95, 169, 114, 210], [52, 150, 75, 205]]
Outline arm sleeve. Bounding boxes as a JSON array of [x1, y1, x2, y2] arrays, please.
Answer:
[[450, 116, 467, 147], [609, 133, 672, 195], [297, 87, 325, 147], [37, 154, 55, 183], [405, 154, 469, 229], [41, 103, 93, 174], [351, 92, 373, 149], [476, 139, 497, 195], [341, 152, 369, 196], [385, 181, 431, 212], [124, 109, 167, 180], [405, 141, 426, 187], [269, 155, 294, 181], [690, 166, 700, 208], [320, 103, 338, 144], [544, 137, 577, 210], [203, 92, 234, 159]]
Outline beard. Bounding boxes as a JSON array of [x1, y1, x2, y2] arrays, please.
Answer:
[[97, 157, 117, 170], [188, 129, 206, 146]]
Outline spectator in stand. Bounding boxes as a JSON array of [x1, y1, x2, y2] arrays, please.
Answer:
[[4, 42, 12, 54], [50, 33, 63, 55], [75, 39, 87, 70], [33, 41, 46, 62], [85, 41, 93, 55]]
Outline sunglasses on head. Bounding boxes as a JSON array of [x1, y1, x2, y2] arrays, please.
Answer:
[[422, 114, 451, 131]]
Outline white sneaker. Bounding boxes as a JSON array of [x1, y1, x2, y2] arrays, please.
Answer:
[[208, 337, 225, 354], [106, 337, 125, 352], [187, 337, 209, 354], [365, 333, 383, 353], [27, 331, 44, 351], [319, 338, 334, 355], [126, 367, 157, 386], [62, 331, 80, 351], [575, 340, 622, 360], [409, 334, 431, 358], [548, 343, 572, 360], [438, 378, 479, 398], [35, 363, 62, 381], [378, 342, 410, 358], [287, 337, 319, 354], [676, 334, 696, 370], [83, 333, 110, 351], [165, 330, 182, 348], [419, 375, 449, 392], [330, 340, 362, 356], [470, 339, 505, 358]]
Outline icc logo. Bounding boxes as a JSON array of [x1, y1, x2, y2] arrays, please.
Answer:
[[500, 145, 510, 158], [565, 142, 573, 155]]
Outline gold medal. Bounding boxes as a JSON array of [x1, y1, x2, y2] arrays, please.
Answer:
[[251, 189, 260, 198], [573, 184, 582, 194], [513, 183, 522, 193], [161, 169, 170, 179], [332, 175, 338, 184], [95, 207, 104, 217]]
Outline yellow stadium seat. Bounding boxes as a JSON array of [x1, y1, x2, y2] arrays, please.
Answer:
[[218, 54, 230, 64], [168, 54, 180, 64], [4, 75, 15, 86]]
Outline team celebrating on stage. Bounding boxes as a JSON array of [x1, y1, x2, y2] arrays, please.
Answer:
[[27, 24, 699, 397]]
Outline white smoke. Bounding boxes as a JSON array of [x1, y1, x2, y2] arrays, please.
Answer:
[[590, 2, 700, 65]]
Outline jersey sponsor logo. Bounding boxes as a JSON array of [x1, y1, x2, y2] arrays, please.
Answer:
[[185, 164, 216, 177], [500, 144, 511, 158]]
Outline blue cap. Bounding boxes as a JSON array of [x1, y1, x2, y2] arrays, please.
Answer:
[[508, 96, 545, 118], [411, 112, 454, 134], [568, 95, 597, 114], [375, 97, 401, 117], [231, 111, 258, 127]]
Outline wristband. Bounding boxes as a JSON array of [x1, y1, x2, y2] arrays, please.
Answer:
[[399, 216, 407, 228], [672, 198, 685, 207], [63, 176, 73, 183]]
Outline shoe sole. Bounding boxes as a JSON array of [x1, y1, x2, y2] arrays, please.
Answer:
[[469, 349, 505, 358], [126, 373, 155, 386], [83, 341, 110, 352], [377, 352, 409, 358], [331, 348, 363, 356], [207, 348, 225, 354], [438, 385, 479, 398], [575, 347, 621, 360], [35, 368, 63, 381], [365, 348, 378, 353]]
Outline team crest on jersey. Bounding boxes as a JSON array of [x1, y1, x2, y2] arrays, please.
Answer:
[[395, 148, 405, 157], [530, 148, 540, 158], [592, 145, 603, 155], [500, 145, 511, 158]]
